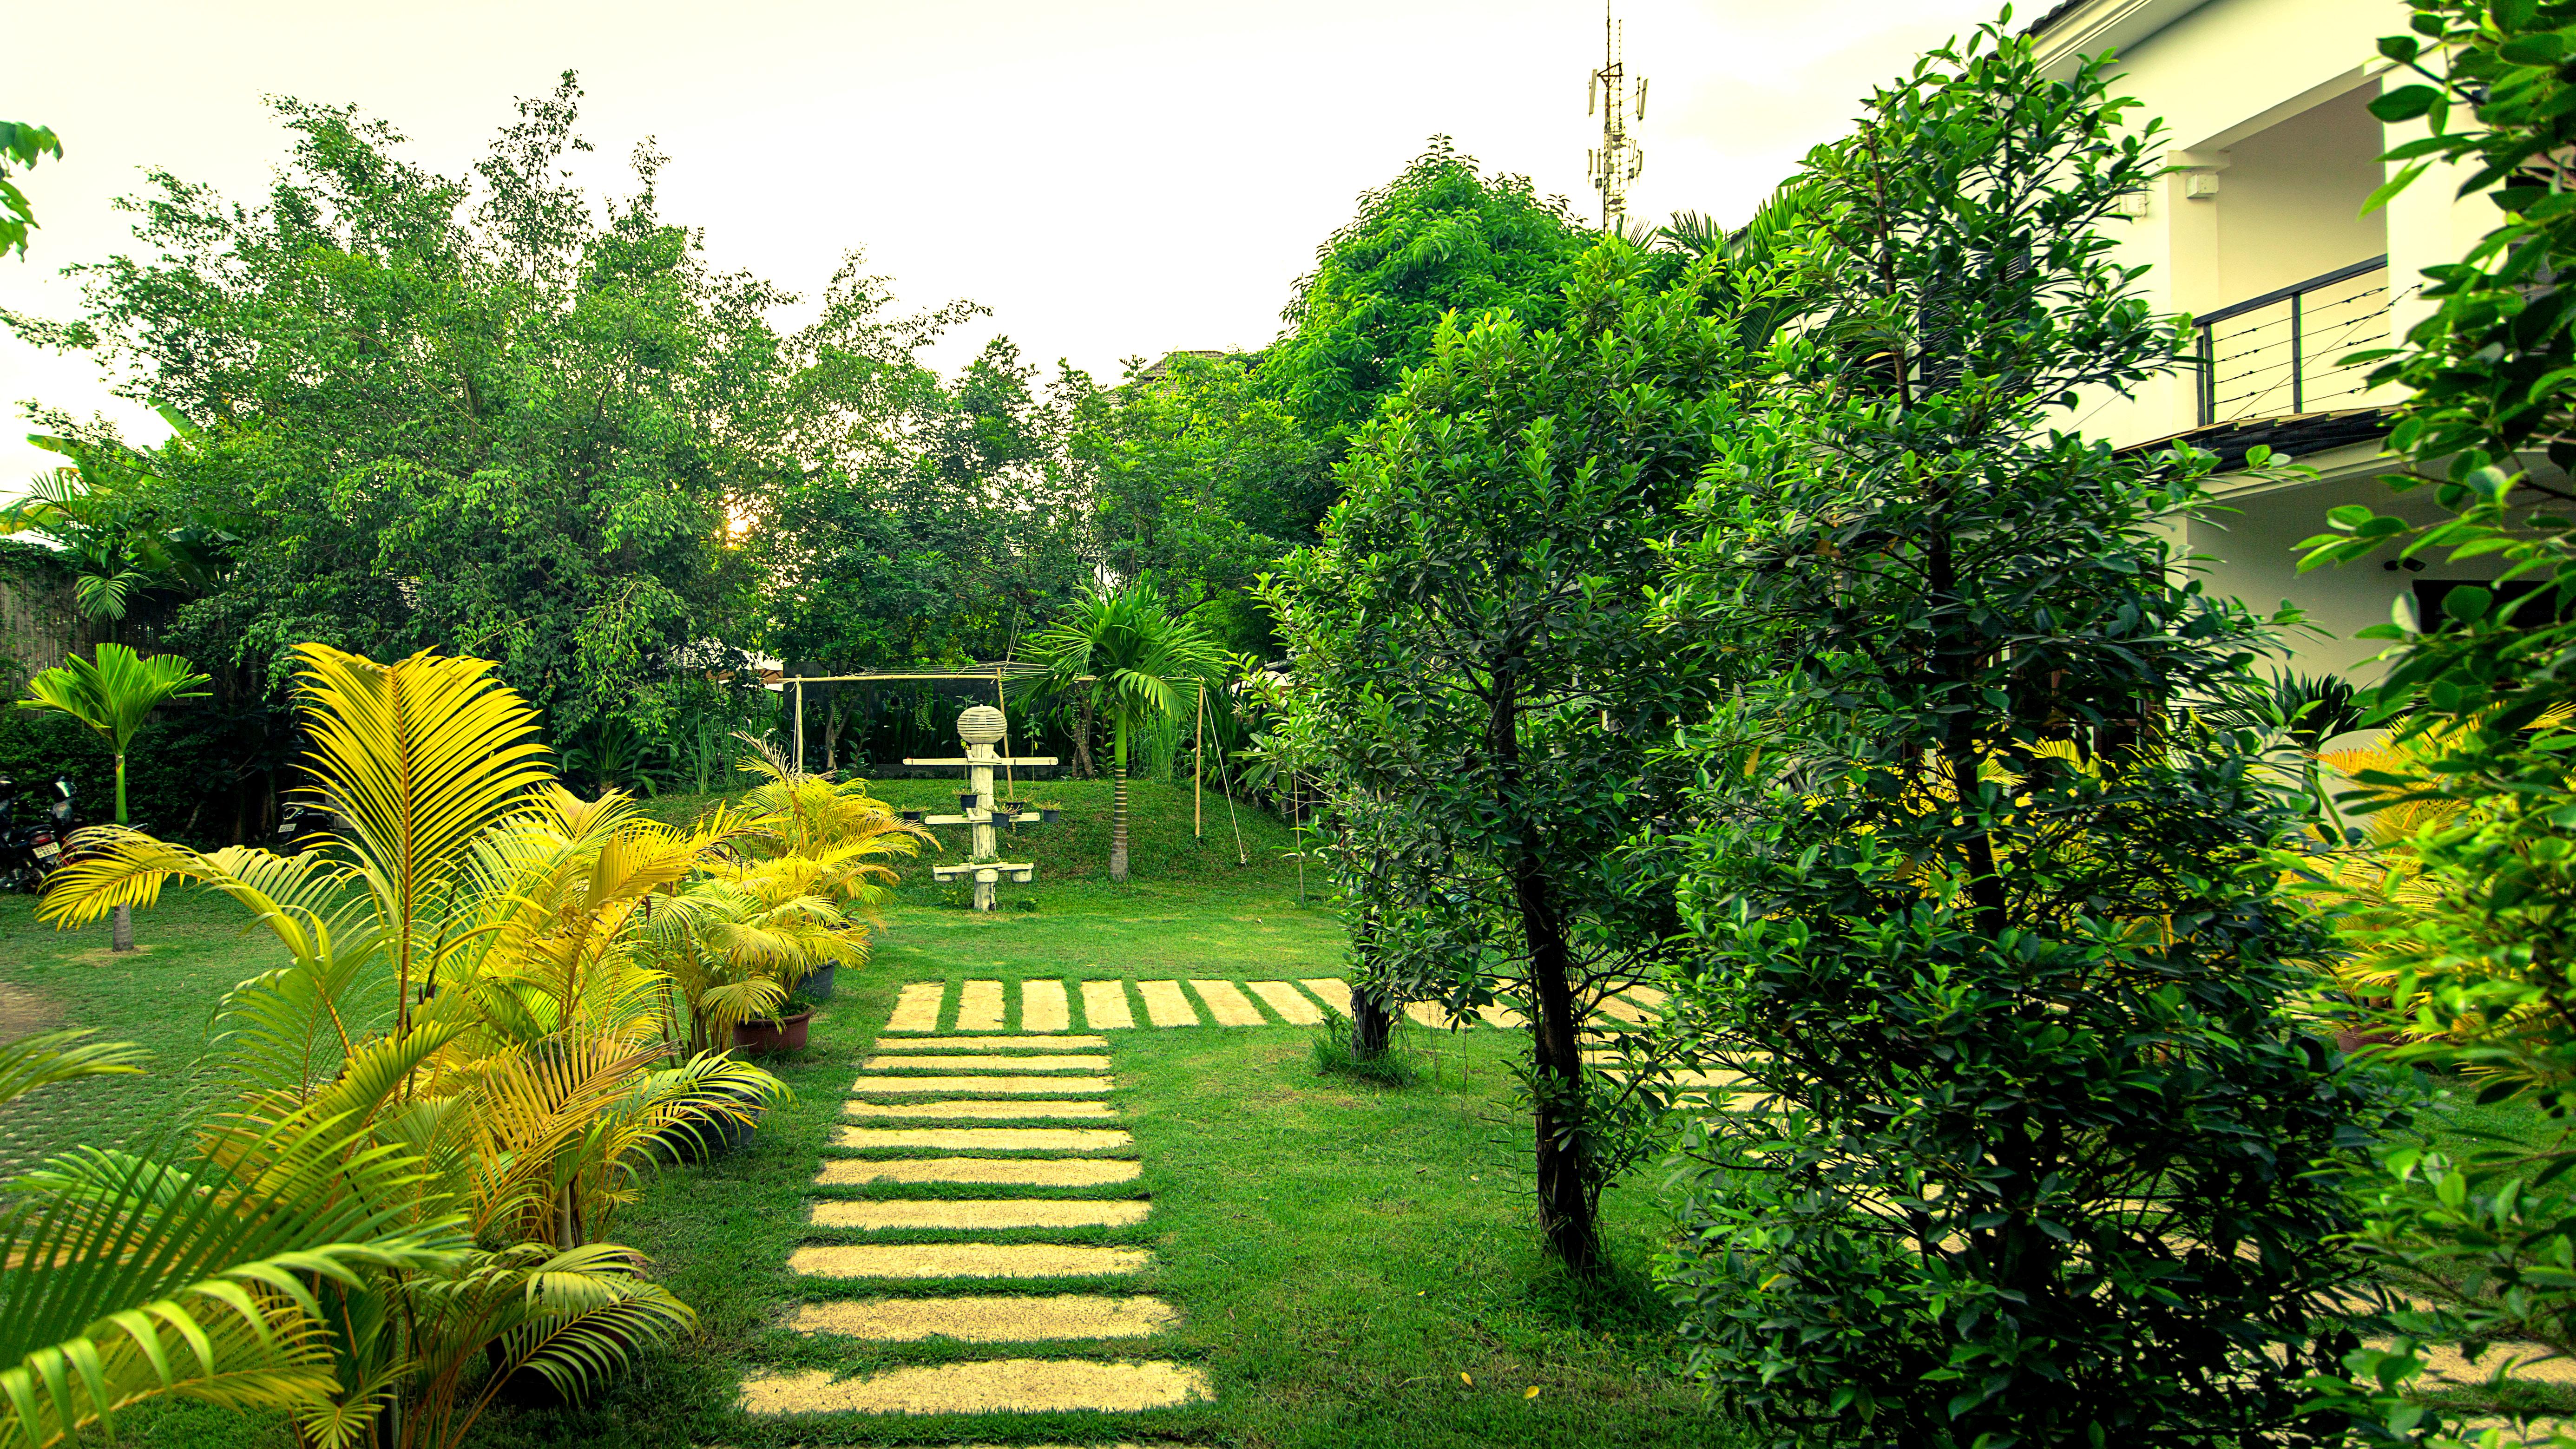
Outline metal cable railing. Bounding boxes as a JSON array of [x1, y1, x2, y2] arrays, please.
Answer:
[[2192, 256, 2394, 427]]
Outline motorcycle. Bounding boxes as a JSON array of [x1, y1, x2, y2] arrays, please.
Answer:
[[0, 776, 77, 894]]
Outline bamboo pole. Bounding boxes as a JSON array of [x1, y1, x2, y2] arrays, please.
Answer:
[[793, 680, 805, 776], [1194, 682, 1204, 839], [997, 671, 1014, 800]]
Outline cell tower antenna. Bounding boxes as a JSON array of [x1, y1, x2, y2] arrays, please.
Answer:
[[1587, 2, 1644, 232]]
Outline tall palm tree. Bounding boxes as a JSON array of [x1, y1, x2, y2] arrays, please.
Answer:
[[18, 643, 210, 951], [1024, 577, 1226, 883]]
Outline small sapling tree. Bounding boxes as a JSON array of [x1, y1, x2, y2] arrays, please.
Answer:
[[1268, 240, 1749, 1271], [1652, 25, 2382, 1444]]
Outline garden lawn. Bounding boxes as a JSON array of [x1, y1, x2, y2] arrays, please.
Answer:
[[0, 780, 1735, 1448]]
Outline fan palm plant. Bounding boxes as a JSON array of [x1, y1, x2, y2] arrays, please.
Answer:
[[34, 644, 782, 1448], [1023, 577, 1227, 881], [18, 642, 210, 951]]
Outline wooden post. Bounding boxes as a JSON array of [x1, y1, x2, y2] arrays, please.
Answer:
[[1194, 682, 1204, 839], [793, 680, 805, 776]]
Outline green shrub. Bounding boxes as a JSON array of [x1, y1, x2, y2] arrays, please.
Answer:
[[1650, 23, 2383, 1446]]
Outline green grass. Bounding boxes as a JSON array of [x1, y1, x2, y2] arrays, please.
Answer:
[[0, 781, 1736, 1447], [0, 888, 284, 1170]]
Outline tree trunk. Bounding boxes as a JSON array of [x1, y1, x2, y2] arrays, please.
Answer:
[[1109, 715, 1130, 883], [110, 753, 133, 952], [1491, 672, 1600, 1272], [1349, 981, 1392, 1056], [1073, 690, 1100, 780]]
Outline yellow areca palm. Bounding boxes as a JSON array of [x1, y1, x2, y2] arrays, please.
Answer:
[[26, 646, 782, 1449]]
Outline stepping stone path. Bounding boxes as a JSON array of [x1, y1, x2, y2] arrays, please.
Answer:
[[736, 1017, 1210, 1429], [878, 977, 1674, 1033], [737, 976, 1688, 1432]]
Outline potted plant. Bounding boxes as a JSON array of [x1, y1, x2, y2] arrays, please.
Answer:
[[801, 955, 839, 1001], [958, 792, 980, 813], [1033, 801, 1064, 824], [655, 1080, 770, 1163], [734, 997, 816, 1054]]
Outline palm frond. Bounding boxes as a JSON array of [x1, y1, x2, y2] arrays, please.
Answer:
[[0, 1033, 147, 1112]]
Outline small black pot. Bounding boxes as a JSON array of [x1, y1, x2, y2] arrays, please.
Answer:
[[900, 809, 926, 824], [654, 1080, 768, 1164], [958, 793, 979, 812], [1039, 808, 1061, 825], [803, 960, 837, 1001]]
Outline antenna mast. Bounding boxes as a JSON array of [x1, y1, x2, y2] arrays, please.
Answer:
[[1586, 3, 1645, 233]]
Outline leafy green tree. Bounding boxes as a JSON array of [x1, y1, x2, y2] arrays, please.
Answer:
[[757, 262, 1094, 766], [0, 119, 59, 257], [1024, 578, 1224, 883], [1066, 351, 1329, 656], [18, 643, 210, 951], [11, 77, 773, 746], [1651, 26, 2378, 1444], [1267, 139, 1593, 452], [0, 419, 237, 631], [2289, 2, 2576, 1440], [1266, 238, 1746, 1272]]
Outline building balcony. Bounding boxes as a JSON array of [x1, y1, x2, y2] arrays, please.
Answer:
[[2190, 256, 2395, 427]]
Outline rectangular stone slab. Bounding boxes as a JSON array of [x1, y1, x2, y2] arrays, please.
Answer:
[[740, 1359, 1207, 1415], [1404, 1000, 1463, 1030], [868, 1035, 1107, 1052], [843, 1099, 1115, 1121], [1624, 984, 1670, 1007], [832, 1126, 1132, 1151], [887, 981, 945, 1033], [1021, 979, 1071, 1032], [846, 1075, 1111, 1095], [1478, 1001, 1527, 1029], [1189, 979, 1266, 1026], [1249, 980, 1323, 1025], [1298, 978, 1349, 1012], [1081, 980, 1135, 1030], [1592, 993, 1652, 1025], [789, 1293, 1177, 1342], [862, 1055, 1109, 1073], [787, 1243, 1151, 1280], [956, 979, 1007, 1032], [807, 1198, 1153, 1230], [1135, 980, 1199, 1027], [815, 1157, 1142, 1187]]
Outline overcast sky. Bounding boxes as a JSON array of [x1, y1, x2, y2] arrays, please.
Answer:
[[0, 0, 2004, 488]]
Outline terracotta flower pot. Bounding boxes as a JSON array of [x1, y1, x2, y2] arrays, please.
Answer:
[[732, 1010, 813, 1054], [2334, 1024, 2405, 1057]]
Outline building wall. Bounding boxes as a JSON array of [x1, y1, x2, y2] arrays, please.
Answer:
[[2212, 86, 2387, 304], [2029, 0, 2504, 689], [0, 545, 96, 678]]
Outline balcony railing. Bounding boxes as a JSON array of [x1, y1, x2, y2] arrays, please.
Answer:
[[2193, 256, 2393, 427]]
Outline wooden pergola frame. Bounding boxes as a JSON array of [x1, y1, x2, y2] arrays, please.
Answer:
[[775, 664, 1234, 852], [775, 662, 1084, 792]]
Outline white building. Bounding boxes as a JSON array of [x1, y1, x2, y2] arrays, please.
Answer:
[[2029, 0, 2495, 682]]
